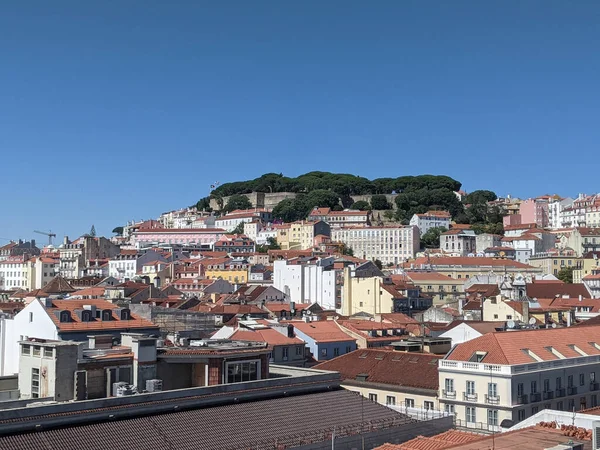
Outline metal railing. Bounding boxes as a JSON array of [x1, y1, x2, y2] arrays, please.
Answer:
[[530, 392, 541, 402], [454, 418, 501, 434], [463, 392, 478, 402], [543, 391, 554, 400], [442, 389, 456, 399], [517, 394, 528, 404], [555, 388, 566, 397], [567, 386, 578, 395], [485, 394, 500, 405], [591, 382, 599, 391]]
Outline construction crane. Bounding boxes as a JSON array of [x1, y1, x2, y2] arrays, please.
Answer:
[[33, 230, 57, 246]]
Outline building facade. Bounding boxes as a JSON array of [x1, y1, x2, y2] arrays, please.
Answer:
[[409, 211, 451, 236]]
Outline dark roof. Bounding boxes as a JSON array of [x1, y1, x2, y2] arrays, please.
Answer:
[[526, 282, 590, 299], [41, 276, 76, 294], [314, 349, 441, 391], [0, 390, 415, 450]]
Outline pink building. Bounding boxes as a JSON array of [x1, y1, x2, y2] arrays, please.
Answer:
[[518, 198, 549, 228], [502, 214, 522, 227], [131, 228, 227, 249]]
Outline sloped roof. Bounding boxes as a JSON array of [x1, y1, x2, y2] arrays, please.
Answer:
[[291, 320, 354, 343], [445, 325, 600, 365], [41, 276, 76, 294], [375, 430, 480, 449], [314, 349, 441, 391], [526, 282, 590, 299], [230, 327, 304, 346]]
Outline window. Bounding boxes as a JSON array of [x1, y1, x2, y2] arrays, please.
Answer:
[[32, 346, 40, 357], [466, 380, 475, 395], [487, 409, 498, 426], [568, 399, 575, 411], [405, 398, 414, 408], [556, 377, 562, 389], [345, 346, 351, 353], [444, 404, 455, 414], [592, 372, 596, 382], [282, 347, 289, 360], [580, 373, 585, 386], [424, 401, 434, 410], [494, 314, 498, 319], [445, 378, 454, 393], [518, 409, 525, 421], [517, 383, 524, 396], [320, 348, 327, 357], [557, 401, 563, 411], [333, 348, 340, 357], [295, 346, 303, 356], [225, 361, 260, 384], [21, 345, 30, 356], [466, 406, 476, 423], [543, 379, 550, 392], [532, 406, 539, 414], [568, 375, 574, 388], [531, 380, 538, 394], [592, 394, 598, 408], [488, 382, 497, 398], [29, 312, 33, 323], [385, 395, 396, 406], [31, 368, 40, 398], [368, 393, 378, 402], [580, 397, 587, 410]]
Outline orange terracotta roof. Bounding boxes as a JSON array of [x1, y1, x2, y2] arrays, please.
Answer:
[[289, 320, 354, 343], [43, 299, 158, 332], [411, 256, 533, 268], [446, 325, 600, 365], [404, 271, 453, 282], [376, 430, 481, 449], [230, 327, 304, 346]]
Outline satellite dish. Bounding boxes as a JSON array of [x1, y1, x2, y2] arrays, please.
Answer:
[[529, 317, 536, 325], [552, 323, 557, 329], [507, 320, 515, 329]]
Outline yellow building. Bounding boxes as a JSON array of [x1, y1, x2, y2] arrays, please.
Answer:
[[205, 268, 248, 284], [276, 221, 331, 251], [403, 271, 464, 306], [573, 255, 600, 283], [528, 252, 581, 276], [408, 256, 543, 280]]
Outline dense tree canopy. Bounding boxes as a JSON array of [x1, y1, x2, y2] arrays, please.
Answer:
[[394, 189, 464, 222], [210, 172, 462, 198], [195, 197, 212, 212], [463, 190, 498, 205], [112, 226, 124, 235], [421, 227, 447, 248], [272, 190, 342, 222], [350, 200, 372, 211], [557, 266, 574, 284], [370, 194, 392, 210], [223, 194, 253, 213]]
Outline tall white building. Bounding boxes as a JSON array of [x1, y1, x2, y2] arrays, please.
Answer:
[[331, 226, 420, 265], [409, 211, 451, 236], [548, 197, 574, 229], [439, 325, 600, 432], [273, 257, 348, 310]]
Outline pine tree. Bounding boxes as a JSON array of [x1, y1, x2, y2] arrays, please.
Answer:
[[89, 225, 96, 237]]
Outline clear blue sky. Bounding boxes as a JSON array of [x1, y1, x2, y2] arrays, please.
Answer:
[[1, 1, 599, 242]]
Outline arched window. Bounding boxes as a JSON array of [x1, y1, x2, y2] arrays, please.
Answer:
[[60, 311, 70, 323], [102, 310, 112, 321], [120, 309, 131, 320], [81, 310, 92, 322]]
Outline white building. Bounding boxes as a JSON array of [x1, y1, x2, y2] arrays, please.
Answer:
[[440, 229, 476, 256], [548, 197, 574, 230], [215, 209, 273, 232], [330, 226, 420, 265], [33, 256, 59, 290], [438, 321, 505, 346], [439, 325, 600, 432], [273, 257, 342, 310], [409, 211, 451, 236], [0, 255, 33, 290], [244, 222, 278, 246], [108, 254, 137, 281]]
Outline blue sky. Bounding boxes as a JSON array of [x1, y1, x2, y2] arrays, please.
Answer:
[[1, 1, 599, 241]]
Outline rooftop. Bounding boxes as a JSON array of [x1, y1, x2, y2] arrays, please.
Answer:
[[314, 349, 441, 391]]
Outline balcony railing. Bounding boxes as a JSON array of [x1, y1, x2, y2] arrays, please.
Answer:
[[555, 388, 566, 398], [442, 390, 456, 399], [517, 394, 528, 404], [543, 391, 554, 400], [485, 394, 500, 405], [567, 386, 578, 395], [463, 392, 478, 402], [530, 393, 541, 402], [590, 382, 599, 391]]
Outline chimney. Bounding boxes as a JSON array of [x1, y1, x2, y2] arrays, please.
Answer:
[[64, 236, 69, 246], [579, 295, 583, 302], [287, 324, 295, 338], [522, 301, 529, 325]]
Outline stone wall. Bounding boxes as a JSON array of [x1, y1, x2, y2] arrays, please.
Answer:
[[210, 192, 298, 211], [350, 194, 399, 210]]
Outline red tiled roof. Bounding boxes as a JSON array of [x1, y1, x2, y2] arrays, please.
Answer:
[[314, 349, 441, 390], [411, 256, 533, 268], [290, 320, 354, 343], [264, 302, 311, 313], [43, 299, 158, 332], [375, 430, 481, 449], [404, 271, 453, 282], [446, 325, 600, 365], [230, 327, 304, 346], [526, 283, 590, 299]]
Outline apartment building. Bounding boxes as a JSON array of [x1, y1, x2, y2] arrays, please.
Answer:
[[438, 325, 600, 431], [549, 197, 574, 229], [440, 229, 476, 256], [214, 209, 272, 232], [409, 211, 451, 236], [331, 226, 420, 265], [528, 250, 581, 276], [308, 208, 370, 228]]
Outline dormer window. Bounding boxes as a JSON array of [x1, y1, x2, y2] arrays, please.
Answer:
[[81, 310, 92, 322], [469, 351, 487, 363], [59, 311, 70, 323], [120, 309, 131, 320], [102, 310, 112, 321]]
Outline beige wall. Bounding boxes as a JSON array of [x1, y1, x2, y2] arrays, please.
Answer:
[[411, 278, 464, 306], [341, 383, 439, 410], [342, 274, 394, 317], [482, 296, 523, 322]]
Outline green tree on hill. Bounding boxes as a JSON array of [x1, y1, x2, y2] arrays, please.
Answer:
[[223, 194, 252, 213], [350, 200, 371, 211]]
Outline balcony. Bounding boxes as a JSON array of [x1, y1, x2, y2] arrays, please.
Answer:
[[442, 390, 456, 399], [463, 392, 478, 402], [567, 386, 578, 396], [517, 394, 528, 404], [555, 388, 566, 398], [543, 391, 554, 400], [530, 392, 541, 402], [591, 382, 599, 391], [485, 394, 500, 405]]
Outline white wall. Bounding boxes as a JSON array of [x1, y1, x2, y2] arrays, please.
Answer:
[[3, 301, 58, 376], [439, 324, 483, 345], [273, 261, 337, 310]]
